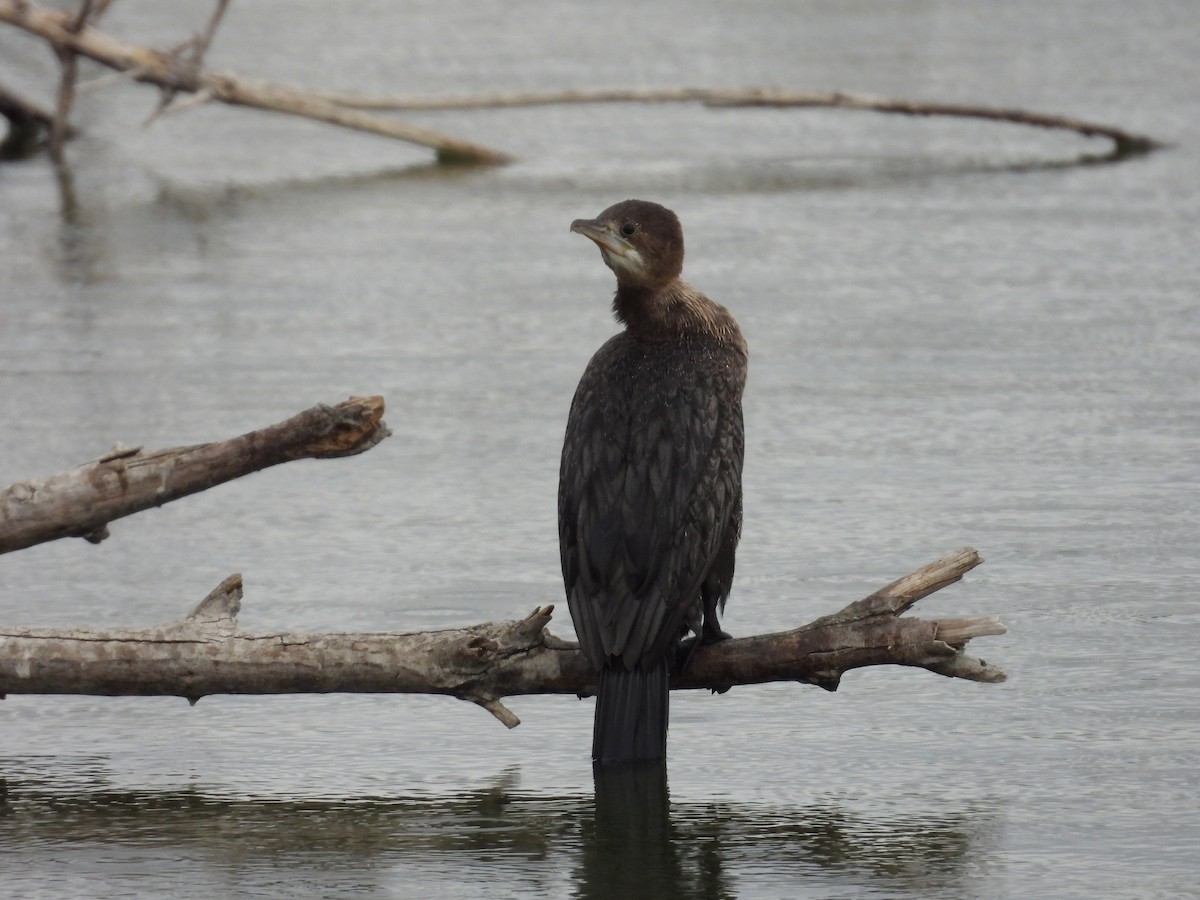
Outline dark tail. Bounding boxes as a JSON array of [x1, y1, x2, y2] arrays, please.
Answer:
[[593, 660, 669, 764]]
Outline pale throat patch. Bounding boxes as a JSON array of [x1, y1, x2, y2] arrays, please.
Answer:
[[602, 246, 646, 276]]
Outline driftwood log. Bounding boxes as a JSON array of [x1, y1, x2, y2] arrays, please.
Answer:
[[0, 396, 389, 555], [0, 400, 1003, 725], [1, 0, 1159, 165], [0, 548, 1003, 727]]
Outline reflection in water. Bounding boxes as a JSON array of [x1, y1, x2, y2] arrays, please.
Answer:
[[581, 763, 696, 899], [150, 156, 474, 217], [49, 156, 110, 286], [33, 128, 1131, 292], [0, 763, 1000, 898]]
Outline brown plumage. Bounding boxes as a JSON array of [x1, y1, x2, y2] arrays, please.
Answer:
[[559, 199, 747, 764]]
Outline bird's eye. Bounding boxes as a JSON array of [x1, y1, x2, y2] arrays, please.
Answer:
[[620, 222, 638, 237]]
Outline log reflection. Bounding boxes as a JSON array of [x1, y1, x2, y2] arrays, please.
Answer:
[[0, 766, 1000, 898]]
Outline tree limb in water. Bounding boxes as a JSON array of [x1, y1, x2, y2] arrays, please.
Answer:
[[1, 1, 1158, 165], [314, 85, 1161, 160], [0, 396, 390, 556], [0, 0, 513, 164], [0, 548, 1004, 728]]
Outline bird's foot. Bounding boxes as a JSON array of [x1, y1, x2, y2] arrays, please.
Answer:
[[701, 624, 733, 645], [674, 625, 734, 674]]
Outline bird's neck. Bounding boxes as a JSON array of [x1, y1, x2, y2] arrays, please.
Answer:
[[614, 280, 742, 346]]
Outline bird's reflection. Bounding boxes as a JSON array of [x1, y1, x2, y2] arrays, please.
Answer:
[[580, 762, 698, 899]]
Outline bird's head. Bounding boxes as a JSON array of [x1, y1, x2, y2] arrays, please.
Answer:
[[570, 199, 684, 290]]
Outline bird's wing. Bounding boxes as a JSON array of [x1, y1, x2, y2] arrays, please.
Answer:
[[559, 336, 745, 670]]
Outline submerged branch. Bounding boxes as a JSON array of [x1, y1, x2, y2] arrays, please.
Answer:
[[0, 396, 390, 555], [0, 549, 1003, 728], [0, 0, 512, 164], [315, 86, 1161, 159], [0, 2, 1157, 165]]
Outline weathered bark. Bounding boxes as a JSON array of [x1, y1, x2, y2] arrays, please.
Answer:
[[0, 0, 512, 164], [0, 548, 1004, 728], [0, 396, 390, 555]]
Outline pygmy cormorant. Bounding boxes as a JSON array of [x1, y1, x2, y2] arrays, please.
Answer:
[[559, 199, 747, 764]]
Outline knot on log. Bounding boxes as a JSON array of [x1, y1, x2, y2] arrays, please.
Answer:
[[453, 606, 557, 667], [448, 606, 559, 728], [1, 481, 36, 504], [81, 525, 110, 544], [464, 636, 499, 657], [799, 671, 843, 692]]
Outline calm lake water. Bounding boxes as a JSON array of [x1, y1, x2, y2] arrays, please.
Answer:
[[2, 1, 1198, 897]]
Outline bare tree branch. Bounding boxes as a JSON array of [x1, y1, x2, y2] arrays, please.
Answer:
[[0, 548, 1003, 727], [144, 0, 228, 125], [311, 85, 1162, 159], [47, 46, 76, 160], [2, 3, 1159, 165], [0, 0, 513, 164], [0, 396, 390, 556], [46, 0, 95, 159]]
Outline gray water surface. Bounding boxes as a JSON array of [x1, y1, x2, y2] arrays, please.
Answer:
[[2, 2, 1199, 897]]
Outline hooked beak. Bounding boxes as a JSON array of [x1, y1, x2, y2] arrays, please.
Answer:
[[570, 218, 634, 258]]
